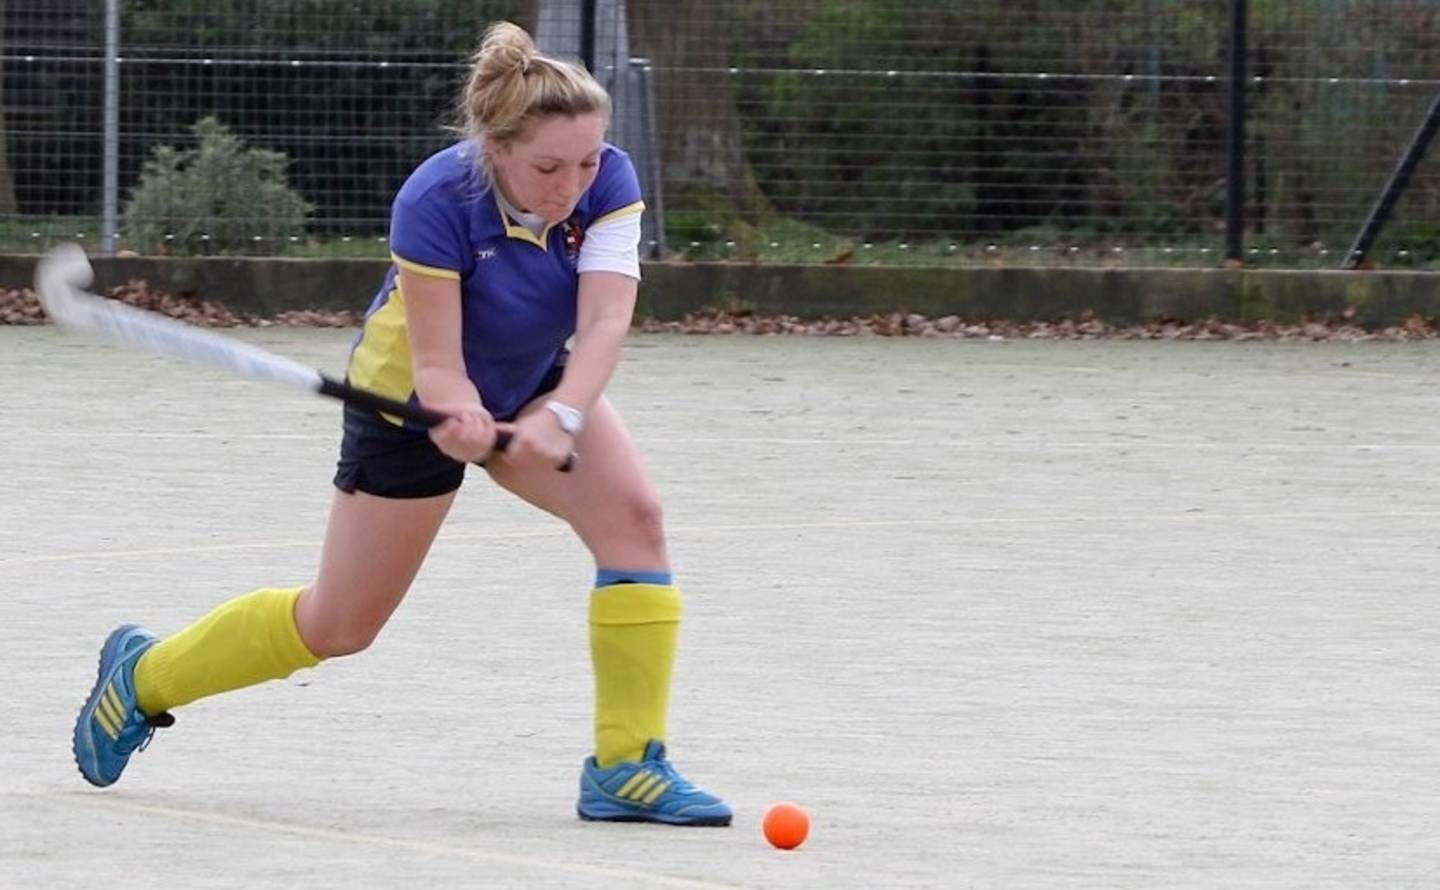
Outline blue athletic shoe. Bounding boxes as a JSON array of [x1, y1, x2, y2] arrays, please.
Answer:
[[73, 624, 173, 787], [578, 739, 732, 826]]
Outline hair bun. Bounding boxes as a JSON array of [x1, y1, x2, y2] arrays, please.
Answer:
[[477, 21, 537, 80], [459, 20, 610, 148]]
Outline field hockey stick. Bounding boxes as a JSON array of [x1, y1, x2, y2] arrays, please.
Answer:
[[34, 243, 575, 471]]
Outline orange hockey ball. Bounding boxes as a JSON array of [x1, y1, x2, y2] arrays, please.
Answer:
[[762, 801, 810, 850]]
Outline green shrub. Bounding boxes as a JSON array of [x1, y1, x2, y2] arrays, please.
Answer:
[[122, 117, 312, 255]]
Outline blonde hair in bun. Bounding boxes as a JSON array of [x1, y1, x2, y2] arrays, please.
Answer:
[[461, 22, 611, 153]]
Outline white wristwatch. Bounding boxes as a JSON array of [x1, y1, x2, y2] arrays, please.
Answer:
[[544, 400, 584, 436]]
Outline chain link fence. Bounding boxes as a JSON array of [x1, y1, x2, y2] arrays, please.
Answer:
[[3, 0, 1438, 268]]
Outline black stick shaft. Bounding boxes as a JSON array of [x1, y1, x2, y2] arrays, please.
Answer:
[[317, 375, 574, 472]]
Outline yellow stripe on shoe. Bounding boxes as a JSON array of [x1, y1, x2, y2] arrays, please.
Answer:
[[640, 781, 671, 805], [628, 773, 661, 801], [93, 706, 121, 741], [101, 685, 126, 725], [615, 771, 651, 799]]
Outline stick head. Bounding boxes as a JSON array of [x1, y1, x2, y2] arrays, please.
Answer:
[[33, 242, 325, 392], [34, 243, 96, 329]]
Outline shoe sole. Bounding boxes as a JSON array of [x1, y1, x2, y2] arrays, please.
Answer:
[[72, 624, 142, 788], [577, 806, 732, 827]]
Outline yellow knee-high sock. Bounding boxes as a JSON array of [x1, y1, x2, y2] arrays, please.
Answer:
[[590, 583, 682, 768], [133, 586, 321, 715]]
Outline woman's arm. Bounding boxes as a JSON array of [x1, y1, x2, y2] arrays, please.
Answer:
[[400, 267, 498, 462], [552, 270, 638, 412], [499, 270, 637, 470]]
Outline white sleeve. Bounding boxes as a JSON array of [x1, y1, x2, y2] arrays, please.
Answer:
[[577, 212, 642, 280]]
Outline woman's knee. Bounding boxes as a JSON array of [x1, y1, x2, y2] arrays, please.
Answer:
[[295, 583, 396, 658], [623, 490, 666, 545], [581, 489, 667, 553]]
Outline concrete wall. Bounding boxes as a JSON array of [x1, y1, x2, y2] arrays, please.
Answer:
[[3, 255, 1438, 326]]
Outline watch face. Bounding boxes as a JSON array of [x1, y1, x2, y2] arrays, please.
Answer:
[[548, 401, 582, 434]]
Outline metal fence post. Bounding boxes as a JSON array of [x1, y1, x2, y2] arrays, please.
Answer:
[[1225, 0, 1248, 266], [580, 0, 597, 73], [101, 0, 121, 256], [631, 58, 664, 259]]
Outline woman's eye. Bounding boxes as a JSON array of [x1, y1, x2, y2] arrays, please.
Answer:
[[536, 166, 559, 175]]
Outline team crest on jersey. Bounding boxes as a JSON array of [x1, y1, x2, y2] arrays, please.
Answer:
[[562, 217, 585, 269]]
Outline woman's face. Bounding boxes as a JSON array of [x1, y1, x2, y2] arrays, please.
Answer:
[[489, 112, 607, 224]]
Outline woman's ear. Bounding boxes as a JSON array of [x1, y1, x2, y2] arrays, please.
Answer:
[[484, 136, 507, 165]]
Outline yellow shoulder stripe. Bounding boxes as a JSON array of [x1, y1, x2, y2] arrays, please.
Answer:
[[591, 201, 646, 228], [391, 253, 460, 280]]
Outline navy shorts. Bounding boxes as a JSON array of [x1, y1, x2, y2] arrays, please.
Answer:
[[333, 355, 566, 499]]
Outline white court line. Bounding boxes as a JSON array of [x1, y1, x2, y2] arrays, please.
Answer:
[[654, 438, 1440, 451], [10, 431, 332, 440], [41, 793, 735, 889], [1000, 441, 1440, 451], [5, 510, 1440, 568]]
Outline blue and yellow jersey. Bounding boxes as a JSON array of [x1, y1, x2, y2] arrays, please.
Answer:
[[346, 141, 644, 424]]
